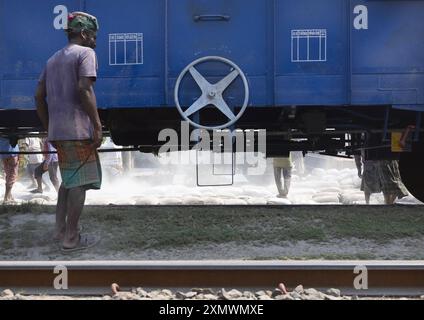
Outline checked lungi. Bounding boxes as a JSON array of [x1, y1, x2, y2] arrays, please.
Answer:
[[2, 156, 19, 188], [55, 140, 102, 190]]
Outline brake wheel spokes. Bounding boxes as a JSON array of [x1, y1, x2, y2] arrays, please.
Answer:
[[185, 67, 240, 120]]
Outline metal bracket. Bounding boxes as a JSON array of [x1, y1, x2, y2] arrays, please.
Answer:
[[196, 149, 234, 187], [414, 112, 422, 142], [382, 106, 391, 142], [195, 130, 236, 187]]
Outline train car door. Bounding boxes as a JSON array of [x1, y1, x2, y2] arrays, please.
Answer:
[[167, 0, 273, 116]]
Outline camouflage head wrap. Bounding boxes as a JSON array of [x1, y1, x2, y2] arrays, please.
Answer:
[[66, 11, 99, 33]]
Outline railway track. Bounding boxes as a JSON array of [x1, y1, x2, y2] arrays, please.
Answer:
[[0, 261, 423, 297]]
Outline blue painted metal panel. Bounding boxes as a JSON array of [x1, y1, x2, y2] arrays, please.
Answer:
[[0, 0, 423, 111], [84, 0, 166, 107], [275, 0, 349, 105], [0, 0, 80, 109], [351, 0, 424, 106]]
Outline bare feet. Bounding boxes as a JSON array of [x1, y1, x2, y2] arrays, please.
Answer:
[[61, 234, 100, 253], [3, 194, 15, 203], [53, 225, 82, 242]]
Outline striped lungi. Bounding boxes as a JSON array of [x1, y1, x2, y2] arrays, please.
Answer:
[[55, 140, 102, 190], [2, 156, 19, 188]]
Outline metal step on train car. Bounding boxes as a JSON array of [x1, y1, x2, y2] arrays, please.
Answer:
[[0, 0, 423, 199]]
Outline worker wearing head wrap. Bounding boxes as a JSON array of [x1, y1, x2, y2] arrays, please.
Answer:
[[35, 11, 102, 252], [64, 12, 99, 49], [66, 11, 99, 33]]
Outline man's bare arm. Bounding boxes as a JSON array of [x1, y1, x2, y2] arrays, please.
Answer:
[[78, 77, 102, 149], [35, 80, 49, 130]]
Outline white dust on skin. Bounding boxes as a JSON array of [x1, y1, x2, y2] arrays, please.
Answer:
[[1, 152, 421, 206]]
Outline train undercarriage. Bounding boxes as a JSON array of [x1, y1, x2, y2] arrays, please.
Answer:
[[0, 105, 423, 202]]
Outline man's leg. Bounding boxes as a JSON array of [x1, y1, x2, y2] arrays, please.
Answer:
[[383, 192, 396, 205], [33, 163, 44, 193], [27, 164, 37, 188], [54, 184, 68, 241], [48, 162, 60, 192], [274, 167, 284, 197], [3, 157, 18, 202], [364, 191, 371, 205], [62, 186, 86, 249], [33, 162, 51, 194], [4, 184, 12, 202], [282, 168, 292, 197]]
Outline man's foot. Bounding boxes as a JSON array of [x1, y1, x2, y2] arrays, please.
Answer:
[[61, 234, 100, 253], [53, 225, 82, 242], [277, 194, 287, 199], [4, 193, 15, 203], [30, 189, 43, 194], [3, 199, 14, 204]]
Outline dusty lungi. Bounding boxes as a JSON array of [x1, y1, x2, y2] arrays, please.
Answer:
[[2, 156, 19, 188], [273, 157, 293, 169], [360, 160, 382, 194], [377, 160, 408, 199], [55, 140, 102, 190]]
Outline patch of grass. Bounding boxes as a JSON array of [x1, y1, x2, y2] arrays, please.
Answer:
[[0, 204, 54, 215], [78, 205, 424, 251], [0, 236, 14, 250], [2, 204, 424, 256]]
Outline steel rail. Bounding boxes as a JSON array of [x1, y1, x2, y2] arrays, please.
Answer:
[[1, 261, 424, 296]]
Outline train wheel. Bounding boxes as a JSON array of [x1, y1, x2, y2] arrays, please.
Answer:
[[399, 147, 424, 203]]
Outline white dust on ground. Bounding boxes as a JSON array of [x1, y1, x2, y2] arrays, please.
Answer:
[[0, 151, 422, 260], [0, 151, 421, 206]]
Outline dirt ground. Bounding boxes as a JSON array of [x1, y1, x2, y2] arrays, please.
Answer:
[[0, 204, 423, 260]]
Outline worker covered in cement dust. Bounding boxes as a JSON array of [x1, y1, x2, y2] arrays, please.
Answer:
[[0, 137, 20, 204], [377, 160, 409, 205], [273, 153, 293, 198], [355, 152, 382, 205], [35, 12, 102, 252], [23, 137, 46, 190], [31, 139, 60, 194]]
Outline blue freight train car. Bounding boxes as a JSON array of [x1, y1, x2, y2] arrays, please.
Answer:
[[0, 0, 423, 199]]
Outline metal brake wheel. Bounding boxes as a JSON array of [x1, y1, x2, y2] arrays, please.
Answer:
[[174, 56, 249, 130]]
